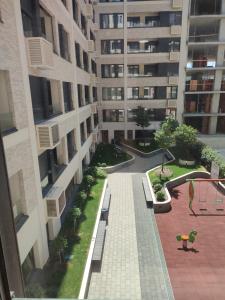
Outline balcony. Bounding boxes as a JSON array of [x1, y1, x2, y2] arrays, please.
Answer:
[[185, 80, 214, 92], [26, 37, 53, 69], [36, 121, 59, 150], [46, 187, 66, 218], [190, 0, 221, 16]]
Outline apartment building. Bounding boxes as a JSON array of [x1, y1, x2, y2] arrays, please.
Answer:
[[0, 0, 98, 281], [1, 0, 225, 283], [182, 0, 225, 148], [95, 0, 186, 142]]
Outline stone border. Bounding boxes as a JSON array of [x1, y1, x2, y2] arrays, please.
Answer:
[[101, 146, 135, 174], [78, 179, 108, 299], [146, 168, 214, 213]]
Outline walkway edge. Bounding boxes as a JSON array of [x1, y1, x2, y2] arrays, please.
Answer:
[[78, 179, 108, 299]]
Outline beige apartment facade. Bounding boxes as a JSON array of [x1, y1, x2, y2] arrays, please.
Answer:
[[0, 0, 99, 279], [1, 0, 225, 282]]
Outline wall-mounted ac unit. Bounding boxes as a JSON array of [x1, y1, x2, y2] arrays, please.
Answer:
[[46, 187, 66, 218], [88, 40, 95, 52], [172, 0, 182, 9], [26, 37, 53, 69], [170, 25, 181, 35], [86, 4, 93, 19], [36, 121, 59, 149]]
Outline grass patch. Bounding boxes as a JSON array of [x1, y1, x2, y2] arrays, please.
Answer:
[[124, 139, 158, 153], [42, 179, 105, 298], [149, 163, 205, 184], [91, 143, 132, 166]]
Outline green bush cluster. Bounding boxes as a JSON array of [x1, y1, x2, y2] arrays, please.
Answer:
[[152, 178, 166, 202], [156, 190, 166, 202], [153, 183, 162, 193], [201, 146, 225, 177]]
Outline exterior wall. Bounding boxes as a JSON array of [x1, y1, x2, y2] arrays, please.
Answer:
[[96, 0, 183, 141], [0, 0, 97, 272]]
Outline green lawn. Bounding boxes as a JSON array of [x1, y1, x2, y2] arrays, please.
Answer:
[[91, 143, 132, 166], [148, 163, 205, 184], [43, 179, 105, 298]]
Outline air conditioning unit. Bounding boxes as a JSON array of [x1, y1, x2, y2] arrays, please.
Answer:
[[170, 25, 181, 35], [88, 40, 95, 52], [168, 76, 179, 85], [172, 0, 182, 9], [167, 99, 177, 108], [86, 4, 93, 19], [46, 187, 66, 218], [169, 51, 180, 61], [26, 37, 53, 69], [90, 73, 96, 85], [91, 103, 97, 114], [92, 132, 98, 143], [36, 121, 59, 149]]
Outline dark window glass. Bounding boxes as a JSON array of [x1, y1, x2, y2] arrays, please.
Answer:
[[101, 40, 124, 54], [100, 14, 123, 29], [101, 64, 124, 78]]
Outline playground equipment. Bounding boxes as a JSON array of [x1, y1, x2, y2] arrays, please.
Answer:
[[176, 230, 197, 250], [187, 178, 225, 213]]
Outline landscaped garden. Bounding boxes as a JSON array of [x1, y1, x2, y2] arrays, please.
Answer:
[[90, 143, 132, 167]]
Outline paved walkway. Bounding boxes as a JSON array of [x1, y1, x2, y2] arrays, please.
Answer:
[[88, 151, 174, 299]]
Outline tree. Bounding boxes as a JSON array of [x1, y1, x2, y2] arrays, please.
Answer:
[[71, 207, 81, 232], [174, 124, 197, 160], [52, 235, 68, 263], [134, 106, 151, 146], [154, 116, 177, 172]]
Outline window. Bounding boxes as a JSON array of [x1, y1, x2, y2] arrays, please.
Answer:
[[40, 6, 55, 50], [86, 117, 92, 136], [127, 41, 140, 53], [127, 109, 136, 122], [75, 43, 81, 67], [144, 87, 155, 99], [58, 24, 70, 61], [102, 87, 124, 101], [63, 82, 73, 112], [67, 130, 76, 161], [145, 16, 159, 27], [94, 113, 98, 127], [72, 0, 79, 24], [144, 64, 157, 76], [101, 64, 124, 78], [169, 12, 182, 25], [127, 16, 140, 28], [84, 86, 90, 104], [144, 41, 157, 53], [81, 13, 87, 37], [100, 0, 123, 2], [166, 86, 177, 99], [21, 0, 39, 37], [127, 87, 139, 100], [80, 122, 86, 145], [101, 40, 124, 54], [168, 39, 180, 52], [91, 60, 97, 75], [128, 65, 139, 77], [103, 109, 125, 122], [83, 51, 89, 72], [77, 84, 83, 107], [0, 70, 14, 133], [92, 87, 97, 102], [100, 14, 123, 29]]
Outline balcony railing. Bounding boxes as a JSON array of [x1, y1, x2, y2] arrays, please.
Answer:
[[189, 34, 219, 43], [187, 59, 216, 69], [186, 80, 214, 92], [127, 21, 160, 28]]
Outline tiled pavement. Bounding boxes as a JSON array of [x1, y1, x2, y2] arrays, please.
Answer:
[[88, 152, 174, 299]]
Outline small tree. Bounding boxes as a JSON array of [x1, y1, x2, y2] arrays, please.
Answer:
[[134, 106, 151, 146], [52, 235, 68, 263], [160, 115, 179, 134], [174, 124, 197, 160], [71, 207, 81, 232]]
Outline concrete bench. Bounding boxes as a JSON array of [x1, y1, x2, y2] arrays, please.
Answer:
[[142, 177, 152, 204], [92, 220, 106, 263], [101, 186, 111, 223]]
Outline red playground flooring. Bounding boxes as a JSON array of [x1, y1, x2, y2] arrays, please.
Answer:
[[156, 181, 225, 300]]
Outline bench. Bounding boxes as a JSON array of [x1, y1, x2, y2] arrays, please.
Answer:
[[101, 186, 111, 223], [92, 220, 106, 263], [142, 177, 152, 204]]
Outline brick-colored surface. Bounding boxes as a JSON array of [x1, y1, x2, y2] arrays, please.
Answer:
[[156, 181, 225, 300]]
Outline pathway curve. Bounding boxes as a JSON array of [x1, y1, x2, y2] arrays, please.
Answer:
[[88, 151, 174, 300]]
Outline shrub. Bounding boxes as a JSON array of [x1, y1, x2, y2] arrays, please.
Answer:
[[201, 146, 225, 177], [160, 175, 170, 183], [156, 190, 166, 202], [84, 175, 95, 187], [25, 283, 45, 298], [153, 183, 162, 193], [77, 191, 87, 207], [174, 124, 197, 160], [97, 162, 107, 167], [96, 167, 107, 179], [152, 177, 161, 186]]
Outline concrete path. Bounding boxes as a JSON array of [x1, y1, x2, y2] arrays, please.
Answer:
[[88, 152, 174, 300]]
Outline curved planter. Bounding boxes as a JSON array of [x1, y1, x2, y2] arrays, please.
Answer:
[[101, 154, 135, 174], [179, 159, 196, 166], [146, 168, 212, 214]]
